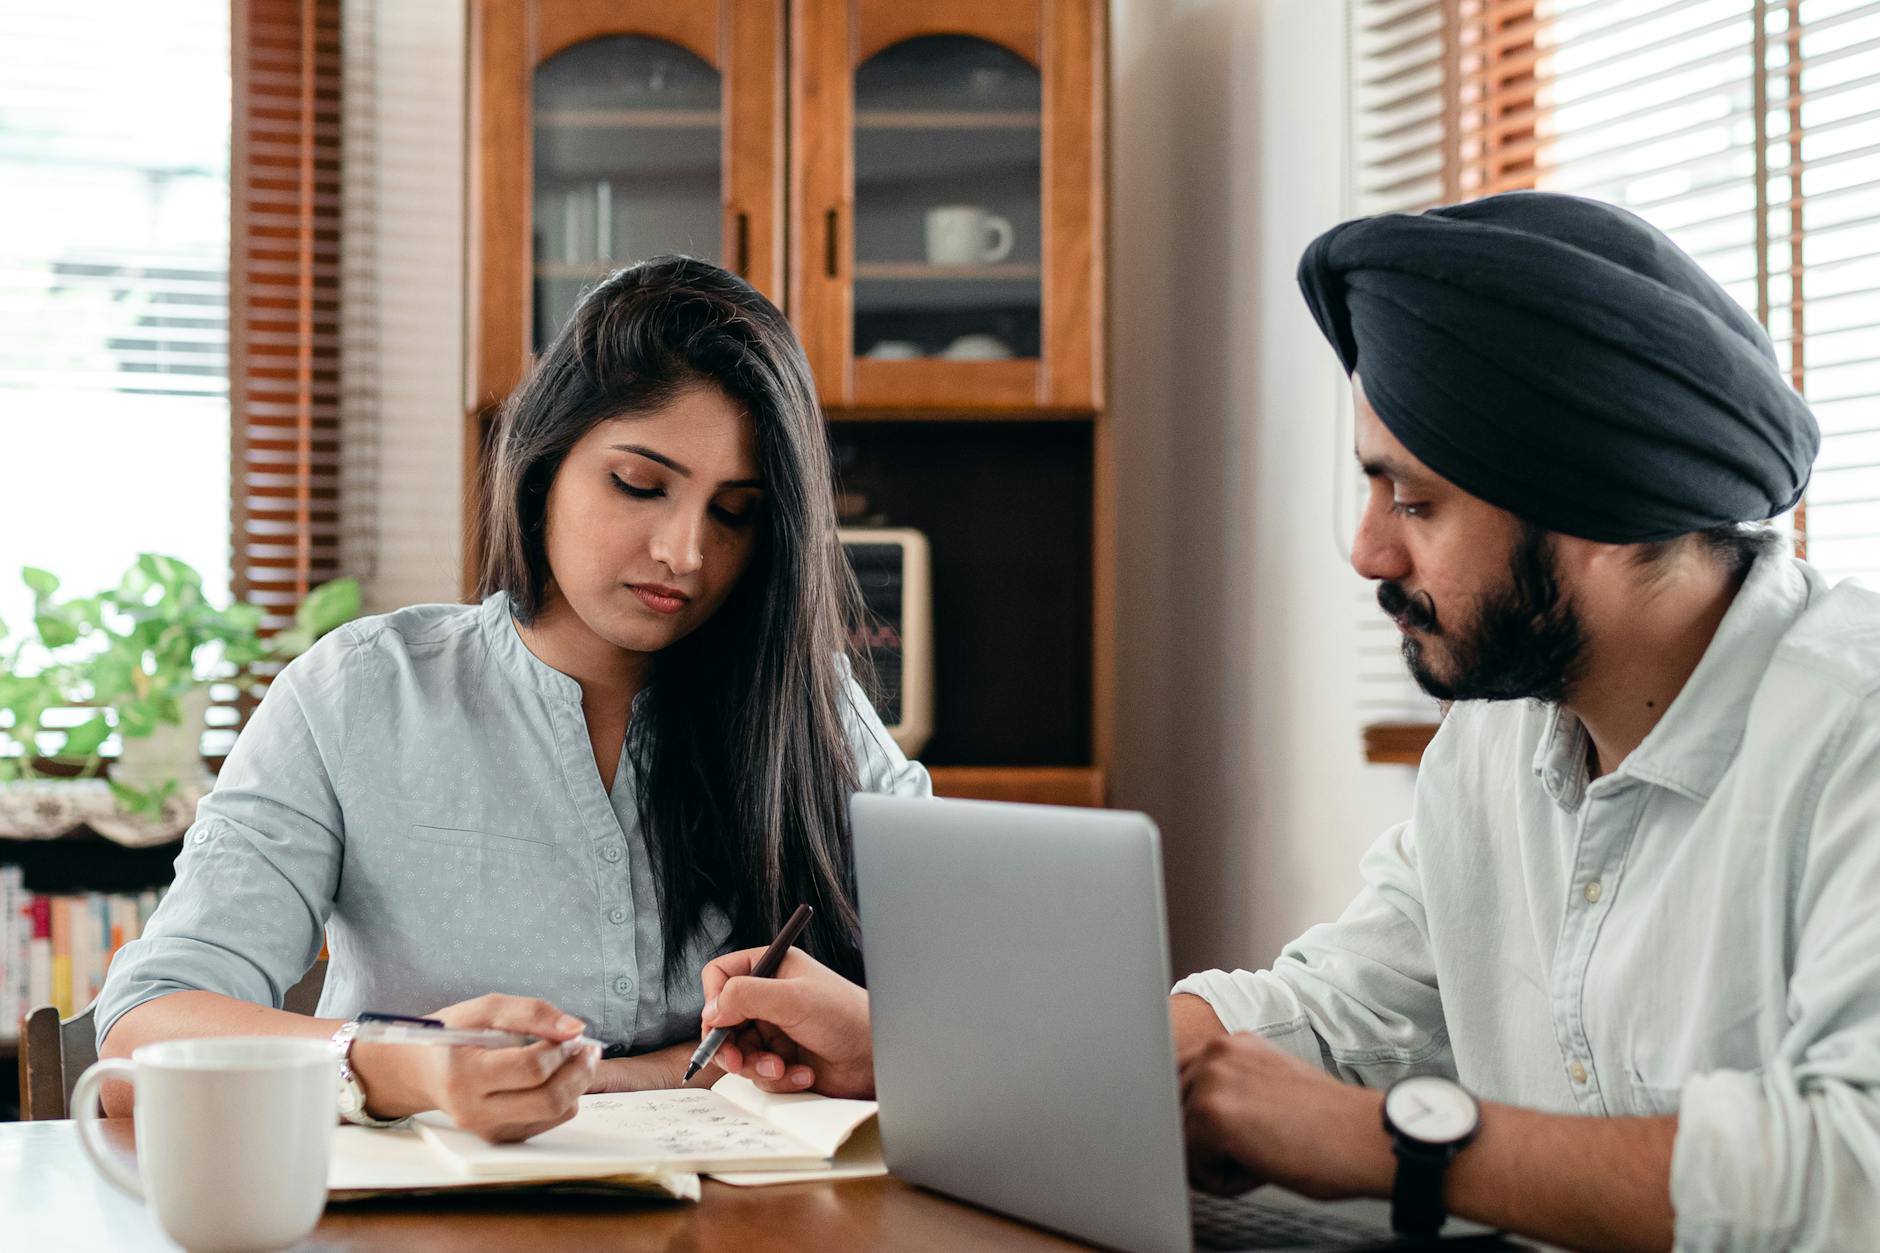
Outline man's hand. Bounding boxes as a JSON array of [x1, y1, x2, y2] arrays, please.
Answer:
[[699, 947, 875, 1098], [1180, 1033, 1392, 1200], [349, 994, 600, 1143]]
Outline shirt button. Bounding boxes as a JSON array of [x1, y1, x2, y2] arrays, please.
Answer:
[[193, 830, 208, 844], [613, 975, 634, 997], [602, 846, 623, 863], [607, 906, 628, 925], [1569, 1061, 1588, 1084], [1583, 881, 1602, 904]]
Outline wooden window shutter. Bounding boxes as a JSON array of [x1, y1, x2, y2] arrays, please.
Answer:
[[229, 0, 345, 710]]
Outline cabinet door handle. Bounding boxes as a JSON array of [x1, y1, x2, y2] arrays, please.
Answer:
[[734, 211, 750, 276], [825, 207, 840, 279]]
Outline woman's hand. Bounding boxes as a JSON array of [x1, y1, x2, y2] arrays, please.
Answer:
[[349, 994, 600, 1143], [699, 948, 875, 1098]]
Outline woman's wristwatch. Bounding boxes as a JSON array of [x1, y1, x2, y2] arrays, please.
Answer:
[[330, 1019, 411, 1129], [1381, 1074, 1481, 1237]]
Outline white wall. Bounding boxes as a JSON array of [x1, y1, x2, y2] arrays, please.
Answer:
[[348, 0, 466, 613], [1107, 0, 1418, 976]]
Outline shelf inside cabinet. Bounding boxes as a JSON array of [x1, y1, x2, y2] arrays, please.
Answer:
[[854, 262, 1040, 281], [854, 109, 1040, 130], [535, 108, 719, 129]]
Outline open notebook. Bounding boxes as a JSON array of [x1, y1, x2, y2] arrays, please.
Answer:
[[408, 1075, 881, 1183]]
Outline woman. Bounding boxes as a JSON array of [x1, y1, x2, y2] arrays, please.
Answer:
[[97, 257, 928, 1140]]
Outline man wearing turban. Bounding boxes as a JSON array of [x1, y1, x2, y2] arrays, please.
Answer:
[[1174, 192, 1880, 1251], [635, 193, 1879, 1251]]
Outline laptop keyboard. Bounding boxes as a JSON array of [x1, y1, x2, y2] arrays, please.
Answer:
[[1190, 1191, 1520, 1251], [1191, 1191, 1392, 1250]]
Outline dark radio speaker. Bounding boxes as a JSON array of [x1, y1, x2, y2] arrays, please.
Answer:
[[839, 527, 933, 758]]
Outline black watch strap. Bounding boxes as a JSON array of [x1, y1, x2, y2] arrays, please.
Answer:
[[1390, 1142, 1450, 1237]]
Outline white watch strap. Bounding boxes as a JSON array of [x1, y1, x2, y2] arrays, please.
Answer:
[[331, 1020, 411, 1129]]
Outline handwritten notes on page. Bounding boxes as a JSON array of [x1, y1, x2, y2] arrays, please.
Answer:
[[414, 1079, 877, 1180]]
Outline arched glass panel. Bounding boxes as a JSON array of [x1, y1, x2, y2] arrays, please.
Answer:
[[532, 37, 722, 350], [852, 36, 1042, 363]]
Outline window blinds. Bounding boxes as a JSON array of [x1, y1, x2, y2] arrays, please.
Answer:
[[230, 0, 347, 726], [1348, 0, 1880, 753]]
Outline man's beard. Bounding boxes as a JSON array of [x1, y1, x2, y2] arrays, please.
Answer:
[[1375, 523, 1585, 704]]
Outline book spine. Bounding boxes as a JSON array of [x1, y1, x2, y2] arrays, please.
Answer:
[[75, 892, 93, 1007], [69, 895, 89, 1011], [0, 868, 15, 1036], [108, 893, 126, 966], [28, 895, 51, 1014], [87, 890, 106, 1004], [51, 896, 72, 1018], [7, 870, 23, 1035]]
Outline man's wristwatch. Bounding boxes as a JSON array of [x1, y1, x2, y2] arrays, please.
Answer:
[[1382, 1075, 1481, 1237], [331, 1019, 410, 1129]]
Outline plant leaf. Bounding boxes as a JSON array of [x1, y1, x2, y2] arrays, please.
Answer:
[[35, 613, 78, 650], [108, 778, 159, 815], [21, 567, 58, 598], [58, 714, 112, 759], [297, 579, 361, 636], [117, 698, 161, 738]]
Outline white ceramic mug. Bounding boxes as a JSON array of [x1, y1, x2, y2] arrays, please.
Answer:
[[73, 1037, 337, 1252], [924, 205, 1015, 265]]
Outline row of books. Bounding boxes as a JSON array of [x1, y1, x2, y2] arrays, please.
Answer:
[[1, 865, 167, 1039]]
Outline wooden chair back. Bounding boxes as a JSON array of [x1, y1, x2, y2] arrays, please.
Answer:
[[17, 959, 328, 1120]]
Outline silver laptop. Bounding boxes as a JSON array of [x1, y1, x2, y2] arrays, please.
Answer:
[[851, 794, 1508, 1253]]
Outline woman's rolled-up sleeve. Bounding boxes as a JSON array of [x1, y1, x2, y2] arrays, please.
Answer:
[[841, 672, 932, 799], [94, 631, 356, 1047]]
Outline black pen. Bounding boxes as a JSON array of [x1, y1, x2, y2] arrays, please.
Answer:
[[683, 903, 815, 1083]]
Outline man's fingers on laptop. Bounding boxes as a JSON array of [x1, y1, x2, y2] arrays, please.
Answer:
[[1188, 1151, 1262, 1197]]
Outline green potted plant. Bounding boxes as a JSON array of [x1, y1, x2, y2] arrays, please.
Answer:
[[0, 554, 359, 816]]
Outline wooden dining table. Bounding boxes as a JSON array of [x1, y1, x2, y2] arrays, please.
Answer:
[[0, 1116, 1094, 1251]]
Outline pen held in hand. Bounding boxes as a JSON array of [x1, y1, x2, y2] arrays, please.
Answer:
[[684, 902, 815, 1083], [351, 1022, 604, 1051]]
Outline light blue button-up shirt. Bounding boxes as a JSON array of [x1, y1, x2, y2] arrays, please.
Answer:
[[1175, 551, 1880, 1251], [97, 593, 930, 1053]]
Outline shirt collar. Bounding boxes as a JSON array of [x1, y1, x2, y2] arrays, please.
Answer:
[[1531, 549, 1815, 809], [478, 592, 584, 704]]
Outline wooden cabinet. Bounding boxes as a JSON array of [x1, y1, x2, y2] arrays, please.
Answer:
[[791, 0, 1103, 411], [465, 0, 1109, 806], [467, 0, 785, 415]]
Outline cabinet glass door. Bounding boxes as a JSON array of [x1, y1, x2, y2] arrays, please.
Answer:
[[532, 37, 723, 351], [851, 36, 1041, 368]]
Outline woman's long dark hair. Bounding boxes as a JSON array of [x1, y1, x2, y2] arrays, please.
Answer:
[[477, 256, 869, 986]]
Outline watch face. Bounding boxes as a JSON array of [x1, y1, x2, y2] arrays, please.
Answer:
[[1386, 1075, 1479, 1146]]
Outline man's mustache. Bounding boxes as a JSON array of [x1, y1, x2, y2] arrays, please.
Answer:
[[1377, 581, 1439, 634]]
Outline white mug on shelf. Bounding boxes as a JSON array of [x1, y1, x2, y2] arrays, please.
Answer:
[[72, 1037, 337, 1253], [864, 339, 924, 360], [924, 205, 1015, 266], [941, 333, 1014, 360]]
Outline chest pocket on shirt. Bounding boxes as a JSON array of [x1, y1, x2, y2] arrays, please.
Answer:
[[408, 823, 555, 859]]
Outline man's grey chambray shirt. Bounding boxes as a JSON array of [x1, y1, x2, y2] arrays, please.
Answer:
[[1175, 551, 1880, 1251], [97, 593, 930, 1054]]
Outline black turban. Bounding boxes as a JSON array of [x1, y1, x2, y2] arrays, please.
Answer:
[[1297, 191, 1819, 542]]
